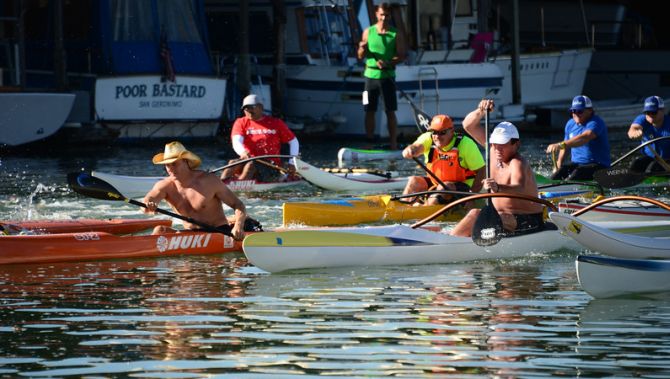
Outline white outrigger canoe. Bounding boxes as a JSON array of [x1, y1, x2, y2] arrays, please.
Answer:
[[337, 147, 403, 165], [242, 223, 579, 273], [558, 199, 670, 222], [576, 255, 670, 298], [91, 171, 305, 199], [549, 212, 670, 258], [294, 157, 408, 191]]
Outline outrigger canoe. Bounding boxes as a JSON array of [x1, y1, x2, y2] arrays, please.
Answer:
[[91, 170, 305, 199], [294, 157, 408, 191], [283, 195, 467, 226], [576, 255, 670, 298], [283, 190, 592, 227], [558, 199, 670, 222], [549, 212, 670, 257], [243, 223, 579, 273], [1, 218, 171, 235], [0, 230, 241, 265]]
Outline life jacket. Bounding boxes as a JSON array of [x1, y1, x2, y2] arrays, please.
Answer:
[[427, 134, 477, 184]]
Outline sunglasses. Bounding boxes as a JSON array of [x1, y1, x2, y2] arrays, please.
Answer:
[[243, 104, 257, 111], [570, 109, 584, 115], [431, 129, 451, 136], [645, 111, 658, 116]]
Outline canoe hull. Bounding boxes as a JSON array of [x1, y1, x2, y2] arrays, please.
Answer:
[[558, 200, 670, 222], [92, 170, 304, 198], [282, 195, 465, 226], [1, 218, 171, 235], [293, 157, 408, 191], [549, 212, 670, 258], [243, 224, 574, 273], [0, 231, 241, 265], [337, 147, 403, 165], [576, 255, 670, 298]]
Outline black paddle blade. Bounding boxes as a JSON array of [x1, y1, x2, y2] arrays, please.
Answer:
[[412, 107, 432, 131], [67, 172, 126, 201], [592, 167, 645, 189], [471, 201, 504, 246]]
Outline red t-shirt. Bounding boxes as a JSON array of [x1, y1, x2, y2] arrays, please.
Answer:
[[231, 116, 296, 165]]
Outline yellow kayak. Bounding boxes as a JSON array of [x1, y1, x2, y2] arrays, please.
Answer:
[[282, 195, 469, 226]]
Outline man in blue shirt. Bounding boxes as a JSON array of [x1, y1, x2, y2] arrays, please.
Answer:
[[546, 95, 611, 180], [627, 96, 670, 173]]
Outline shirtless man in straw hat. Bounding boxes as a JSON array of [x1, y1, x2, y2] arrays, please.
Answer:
[[143, 141, 251, 239]]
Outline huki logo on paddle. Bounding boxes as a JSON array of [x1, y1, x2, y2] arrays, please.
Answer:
[[156, 233, 213, 253]]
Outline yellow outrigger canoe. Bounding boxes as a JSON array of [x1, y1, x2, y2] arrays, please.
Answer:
[[283, 189, 596, 227], [283, 195, 473, 226]]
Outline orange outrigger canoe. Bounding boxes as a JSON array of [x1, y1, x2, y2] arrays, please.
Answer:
[[0, 230, 241, 265], [1, 218, 172, 235]]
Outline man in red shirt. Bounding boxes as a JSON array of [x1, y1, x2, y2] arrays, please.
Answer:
[[220, 94, 300, 182]]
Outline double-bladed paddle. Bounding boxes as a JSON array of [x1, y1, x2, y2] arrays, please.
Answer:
[[593, 136, 670, 188], [471, 109, 503, 246], [67, 172, 234, 237]]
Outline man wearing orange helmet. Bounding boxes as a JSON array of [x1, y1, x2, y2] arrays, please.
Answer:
[[401, 114, 485, 205]]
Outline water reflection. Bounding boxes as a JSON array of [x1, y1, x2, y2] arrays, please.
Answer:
[[2, 256, 670, 376], [2, 137, 670, 376]]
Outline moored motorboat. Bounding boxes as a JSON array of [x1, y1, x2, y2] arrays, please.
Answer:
[[293, 157, 408, 192], [243, 224, 574, 273], [0, 218, 171, 235], [576, 255, 670, 298], [549, 212, 670, 258], [0, 230, 241, 265]]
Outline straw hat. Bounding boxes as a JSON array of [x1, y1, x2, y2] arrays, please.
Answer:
[[152, 141, 201, 169]]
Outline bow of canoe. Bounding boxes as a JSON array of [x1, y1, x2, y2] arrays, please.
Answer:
[[0, 231, 241, 265]]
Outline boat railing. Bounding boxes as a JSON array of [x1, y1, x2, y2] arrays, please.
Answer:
[[417, 67, 439, 113]]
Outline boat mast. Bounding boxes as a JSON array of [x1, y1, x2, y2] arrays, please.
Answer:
[[272, 0, 287, 114]]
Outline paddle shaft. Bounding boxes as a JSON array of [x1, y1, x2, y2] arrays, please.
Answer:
[[610, 136, 670, 167], [412, 157, 450, 190], [127, 198, 233, 235], [209, 154, 296, 173], [648, 144, 670, 171], [68, 172, 235, 237], [391, 77, 432, 133]]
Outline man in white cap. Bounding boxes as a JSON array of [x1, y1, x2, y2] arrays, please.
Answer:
[[144, 141, 251, 239], [627, 95, 670, 173], [451, 99, 544, 237], [545, 95, 611, 180], [220, 94, 300, 182]]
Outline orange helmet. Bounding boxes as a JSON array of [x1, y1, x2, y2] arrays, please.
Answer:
[[429, 114, 453, 131]]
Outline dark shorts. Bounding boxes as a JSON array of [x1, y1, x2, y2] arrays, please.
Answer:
[[502, 212, 545, 237], [550, 163, 606, 181], [421, 177, 471, 204], [363, 77, 397, 112], [630, 156, 667, 173], [254, 162, 282, 182], [188, 218, 264, 233]]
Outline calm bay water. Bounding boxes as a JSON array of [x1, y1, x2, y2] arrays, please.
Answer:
[[1, 130, 670, 377]]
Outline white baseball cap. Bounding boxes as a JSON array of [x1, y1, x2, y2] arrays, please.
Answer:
[[241, 94, 262, 109], [490, 121, 519, 144]]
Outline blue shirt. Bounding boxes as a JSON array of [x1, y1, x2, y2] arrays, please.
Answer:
[[564, 114, 611, 166], [632, 114, 670, 159]]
